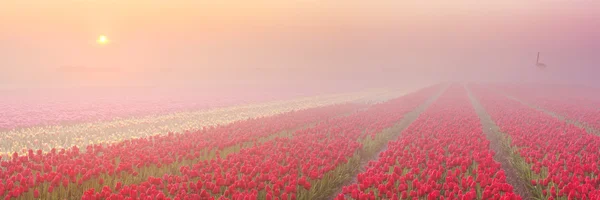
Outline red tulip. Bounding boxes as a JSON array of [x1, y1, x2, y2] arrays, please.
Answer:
[[0, 86, 451, 200], [331, 85, 522, 199]]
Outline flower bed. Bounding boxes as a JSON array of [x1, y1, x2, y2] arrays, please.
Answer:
[[336, 85, 521, 200]]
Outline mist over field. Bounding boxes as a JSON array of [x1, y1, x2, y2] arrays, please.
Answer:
[[1, 1, 600, 200], [1, 0, 599, 90]]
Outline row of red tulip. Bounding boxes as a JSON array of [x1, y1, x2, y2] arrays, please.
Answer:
[[75, 85, 442, 200], [0, 102, 365, 200], [470, 84, 600, 199], [336, 85, 521, 200], [493, 84, 600, 132]]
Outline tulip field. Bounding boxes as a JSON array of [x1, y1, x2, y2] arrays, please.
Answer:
[[1, 83, 599, 200], [494, 84, 600, 133], [469, 84, 600, 199], [0, 89, 391, 155], [0, 87, 385, 131], [336, 85, 519, 200], [0, 88, 314, 131]]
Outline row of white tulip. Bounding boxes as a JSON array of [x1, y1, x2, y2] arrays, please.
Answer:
[[0, 89, 399, 156]]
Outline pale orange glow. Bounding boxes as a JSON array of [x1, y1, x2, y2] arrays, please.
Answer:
[[97, 35, 109, 45], [0, 0, 599, 89]]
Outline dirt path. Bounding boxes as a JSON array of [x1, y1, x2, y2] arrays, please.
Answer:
[[327, 85, 448, 200], [465, 86, 534, 200]]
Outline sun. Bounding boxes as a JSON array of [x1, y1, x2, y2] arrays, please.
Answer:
[[96, 35, 109, 45]]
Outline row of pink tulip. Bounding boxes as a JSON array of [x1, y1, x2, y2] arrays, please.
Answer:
[[0, 87, 362, 130]]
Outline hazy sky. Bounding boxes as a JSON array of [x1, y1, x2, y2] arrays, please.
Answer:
[[1, 0, 599, 89]]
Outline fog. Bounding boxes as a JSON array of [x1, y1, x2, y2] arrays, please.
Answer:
[[1, 0, 599, 90], [2, 2, 600, 199]]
